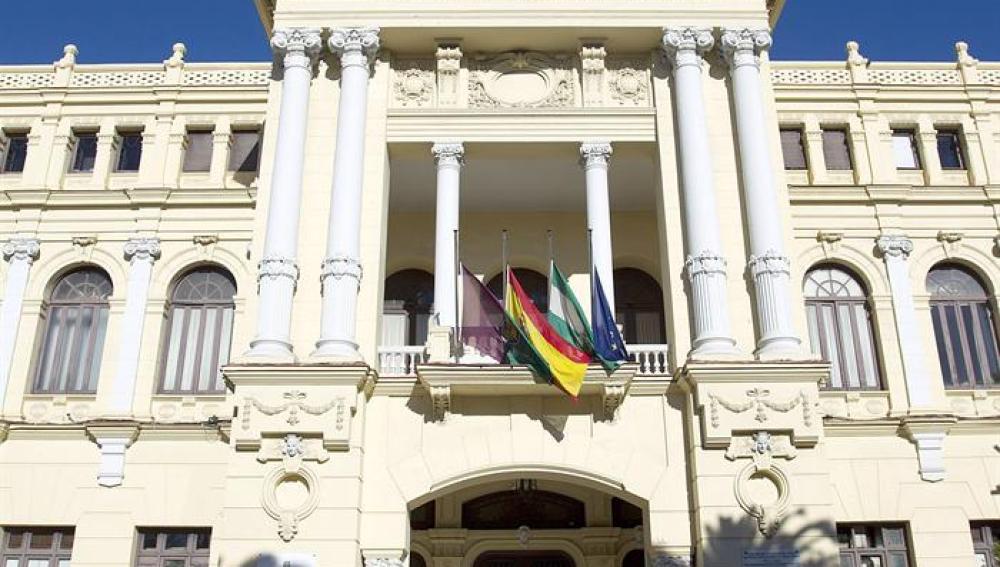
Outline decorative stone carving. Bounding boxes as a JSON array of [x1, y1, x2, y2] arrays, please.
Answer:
[[719, 28, 773, 70], [468, 51, 576, 109], [662, 27, 714, 68], [603, 383, 626, 421], [2, 238, 40, 264], [193, 234, 219, 246], [258, 255, 299, 286], [329, 27, 381, 70], [685, 251, 726, 278], [164, 43, 186, 69], [54, 44, 78, 70], [86, 424, 140, 488], [606, 59, 650, 107], [429, 384, 451, 421], [709, 388, 815, 429], [902, 416, 956, 482], [727, 431, 794, 537], [270, 28, 322, 71], [363, 557, 405, 567], [875, 235, 913, 259], [256, 433, 331, 465], [579, 142, 612, 168], [432, 142, 465, 167], [436, 44, 463, 106], [243, 390, 342, 428], [261, 455, 321, 541], [71, 235, 98, 248], [748, 249, 791, 277], [580, 43, 606, 107], [393, 60, 435, 107], [124, 237, 160, 262], [321, 255, 363, 283]]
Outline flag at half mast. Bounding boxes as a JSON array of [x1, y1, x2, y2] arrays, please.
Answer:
[[506, 268, 591, 397], [547, 261, 595, 355]]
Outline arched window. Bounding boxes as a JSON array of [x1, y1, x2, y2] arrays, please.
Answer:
[[159, 267, 236, 394], [34, 267, 113, 393], [927, 264, 1000, 388], [487, 268, 548, 313], [383, 269, 434, 346], [804, 265, 881, 390], [614, 268, 666, 344]]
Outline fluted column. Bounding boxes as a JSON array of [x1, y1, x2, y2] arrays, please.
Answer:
[[246, 28, 321, 360], [580, 142, 616, 314], [662, 28, 738, 358], [314, 27, 381, 360], [877, 235, 933, 409], [432, 142, 464, 328], [109, 237, 160, 414], [0, 238, 39, 407], [721, 28, 800, 358]]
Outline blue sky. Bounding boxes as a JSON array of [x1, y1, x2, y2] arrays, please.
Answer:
[[0, 1, 997, 65]]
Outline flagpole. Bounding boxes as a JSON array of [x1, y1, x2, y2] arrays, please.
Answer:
[[547, 229, 554, 265], [501, 229, 509, 307], [587, 227, 594, 280], [453, 228, 461, 363]]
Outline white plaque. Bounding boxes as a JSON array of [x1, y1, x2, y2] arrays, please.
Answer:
[[742, 550, 800, 567], [257, 553, 317, 567]]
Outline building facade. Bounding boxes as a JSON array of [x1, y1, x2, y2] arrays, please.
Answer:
[[0, 0, 998, 565]]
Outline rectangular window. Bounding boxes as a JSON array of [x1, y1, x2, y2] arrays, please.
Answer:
[[837, 524, 911, 567], [822, 128, 853, 171], [937, 128, 966, 170], [1, 132, 28, 174], [779, 128, 807, 170], [70, 132, 98, 173], [134, 529, 210, 567], [971, 522, 1000, 567], [228, 128, 261, 172], [891, 130, 921, 170], [182, 129, 214, 173], [115, 130, 143, 172], [1, 527, 74, 566]]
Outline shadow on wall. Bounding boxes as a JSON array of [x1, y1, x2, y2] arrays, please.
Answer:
[[238, 554, 315, 567], [700, 508, 837, 567]]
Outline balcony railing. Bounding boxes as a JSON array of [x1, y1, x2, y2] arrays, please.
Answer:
[[377, 346, 427, 377], [377, 344, 671, 378], [629, 344, 670, 376]]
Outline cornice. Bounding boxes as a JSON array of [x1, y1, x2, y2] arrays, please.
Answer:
[[0, 187, 257, 210]]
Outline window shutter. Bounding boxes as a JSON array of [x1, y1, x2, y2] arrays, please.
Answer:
[[891, 131, 920, 169], [183, 131, 214, 172], [822, 129, 853, 170], [779, 129, 807, 170], [228, 130, 261, 172]]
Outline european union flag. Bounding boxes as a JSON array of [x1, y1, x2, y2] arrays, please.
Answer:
[[591, 271, 628, 372]]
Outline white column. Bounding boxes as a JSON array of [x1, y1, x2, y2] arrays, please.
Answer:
[[109, 237, 160, 414], [720, 28, 801, 358], [431, 142, 464, 328], [662, 28, 738, 358], [246, 28, 322, 360], [0, 237, 40, 406], [314, 27, 381, 360], [877, 235, 933, 409], [580, 142, 616, 314]]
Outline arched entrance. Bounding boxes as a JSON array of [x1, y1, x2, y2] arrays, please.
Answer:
[[408, 477, 646, 567]]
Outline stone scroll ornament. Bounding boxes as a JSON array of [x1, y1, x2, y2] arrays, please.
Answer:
[[726, 431, 797, 537], [259, 433, 327, 542]]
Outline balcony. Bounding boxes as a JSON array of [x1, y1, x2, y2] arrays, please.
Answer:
[[376, 343, 670, 378]]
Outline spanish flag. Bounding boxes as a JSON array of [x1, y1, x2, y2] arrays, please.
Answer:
[[506, 268, 591, 397]]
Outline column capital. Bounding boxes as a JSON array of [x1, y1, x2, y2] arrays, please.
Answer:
[[328, 27, 381, 70], [270, 28, 322, 71], [123, 237, 161, 262], [432, 142, 465, 167], [661, 27, 714, 68], [321, 255, 363, 284], [748, 249, 791, 278], [580, 141, 613, 169], [720, 28, 772, 70], [2, 238, 40, 264], [876, 235, 914, 259]]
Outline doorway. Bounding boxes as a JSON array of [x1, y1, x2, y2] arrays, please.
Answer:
[[472, 551, 575, 567]]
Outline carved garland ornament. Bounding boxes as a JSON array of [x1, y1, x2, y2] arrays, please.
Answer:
[[241, 390, 342, 429], [708, 388, 815, 429]]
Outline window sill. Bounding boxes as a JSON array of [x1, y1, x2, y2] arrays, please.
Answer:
[[20, 394, 98, 424], [149, 395, 230, 423], [818, 389, 891, 420], [945, 388, 1000, 418]]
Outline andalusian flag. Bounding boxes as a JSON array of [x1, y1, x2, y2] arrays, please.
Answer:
[[506, 269, 591, 397], [547, 261, 595, 355]]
